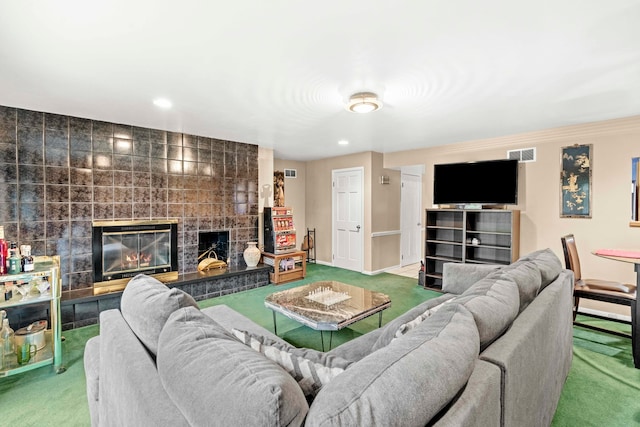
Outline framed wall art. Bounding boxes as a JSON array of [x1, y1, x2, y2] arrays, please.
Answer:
[[560, 144, 592, 218]]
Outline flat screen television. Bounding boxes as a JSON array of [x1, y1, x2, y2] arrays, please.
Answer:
[[433, 159, 519, 205]]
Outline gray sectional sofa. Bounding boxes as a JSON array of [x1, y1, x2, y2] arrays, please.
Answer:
[[84, 248, 574, 426]]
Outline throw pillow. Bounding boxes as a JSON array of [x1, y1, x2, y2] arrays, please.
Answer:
[[393, 299, 451, 339], [232, 329, 351, 398], [120, 274, 198, 356], [157, 307, 309, 427], [371, 294, 456, 351]]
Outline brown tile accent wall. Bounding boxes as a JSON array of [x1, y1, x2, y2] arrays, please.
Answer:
[[0, 105, 259, 294]]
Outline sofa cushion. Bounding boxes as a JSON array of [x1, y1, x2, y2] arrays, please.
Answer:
[[442, 263, 501, 295], [232, 329, 351, 398], [157, 307, 309, 427], [393, 300, 452, 339], [486, 260, 542, 313], [371, 294, 455, 351], [120, 274, 198, 356], [520, 248, 562, 290], [451, 275, 520, 349], [305, 303, 479, 427]]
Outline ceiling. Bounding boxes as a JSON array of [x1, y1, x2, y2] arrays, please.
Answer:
[[1, 1, 639, 161]]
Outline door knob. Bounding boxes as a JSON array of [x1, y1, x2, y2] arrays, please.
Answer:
[[356, 225, 361, 232]]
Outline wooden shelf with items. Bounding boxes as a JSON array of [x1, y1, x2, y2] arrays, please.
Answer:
[[1, 256, 65, 377], [424, 209, 520, 290], [261, 250, 306, 284]]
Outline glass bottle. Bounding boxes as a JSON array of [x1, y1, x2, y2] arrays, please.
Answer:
[[20, 245, 34, 272], [0, 226, 7, 275], [1, 318, 14, 355], [4, 282, 12, 301], [7, 242, 21, 275]]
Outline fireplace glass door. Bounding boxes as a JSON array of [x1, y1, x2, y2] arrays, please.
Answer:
[[103, 230, 172, 275], [93, 220, 179, 294]]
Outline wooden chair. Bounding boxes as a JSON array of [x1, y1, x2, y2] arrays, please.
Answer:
[[561, 234, 637, 338]]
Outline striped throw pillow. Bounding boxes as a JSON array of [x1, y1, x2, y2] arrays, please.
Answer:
[[231, 329, 346, 397]]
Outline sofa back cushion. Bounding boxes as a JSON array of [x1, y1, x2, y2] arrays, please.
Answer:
[[442, 263, 501, 295], [120, 274, 198, 356], [520, 248, 563, 290], [371, 294, 455, 351], [486, 260, 542, 313], [451, 275, 520, 349], [305, 304, 479, 427], [157, 307, 309, 427]]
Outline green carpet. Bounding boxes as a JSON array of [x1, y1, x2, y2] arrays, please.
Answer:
[[0, 264, 638, 426]]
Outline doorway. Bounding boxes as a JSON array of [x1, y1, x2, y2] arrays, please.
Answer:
[[400, 172, 423, 266], [332, 167, 364, 272]]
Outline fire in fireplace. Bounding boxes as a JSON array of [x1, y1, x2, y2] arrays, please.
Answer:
[[92, 220, 179, 295]]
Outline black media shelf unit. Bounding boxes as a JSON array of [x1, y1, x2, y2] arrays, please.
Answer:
[[424, 208, 520, 290]]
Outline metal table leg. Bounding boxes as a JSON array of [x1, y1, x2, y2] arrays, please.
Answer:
[[272, 311, 277, 336]]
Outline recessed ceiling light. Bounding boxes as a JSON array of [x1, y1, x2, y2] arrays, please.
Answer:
[[153, 98, 172, 109], [346, 92, 382, 113], [338, 140, 349, 145]]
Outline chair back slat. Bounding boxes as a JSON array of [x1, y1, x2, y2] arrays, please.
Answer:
[[561, 234, 582, 281]]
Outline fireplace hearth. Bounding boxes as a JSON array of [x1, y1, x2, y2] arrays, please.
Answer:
[[92, 220, 179, 295]]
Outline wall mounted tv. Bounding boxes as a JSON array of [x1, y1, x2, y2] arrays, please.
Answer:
[[433, 159, 519, 205]]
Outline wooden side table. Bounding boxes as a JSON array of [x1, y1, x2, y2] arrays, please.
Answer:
[[261, 251, 306, 284]]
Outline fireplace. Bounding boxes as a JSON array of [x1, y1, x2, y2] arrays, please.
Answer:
[[92, 220, 179, 295], [198, 231, 230, 263]]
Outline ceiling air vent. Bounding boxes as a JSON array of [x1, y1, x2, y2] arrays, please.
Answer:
[[507, 147, 536, 163], [284, 168, 297, 178]]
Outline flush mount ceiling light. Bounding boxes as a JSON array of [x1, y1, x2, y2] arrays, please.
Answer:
[[346, 92, 382, 113], [153, 98, 172, 109]]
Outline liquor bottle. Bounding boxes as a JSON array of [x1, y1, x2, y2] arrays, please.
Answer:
[[7, 242, 21, 275], [4, 282, 12, 301], [1, 318, 14, 355], [0, 226, 7, 275], [20, 245, 34, 272]]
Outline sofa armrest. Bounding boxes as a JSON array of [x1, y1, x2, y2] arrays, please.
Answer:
[[432, 359, 501, 427], [478, 270, 573, 427], [84, 336, 100, 427], [442, 263, 501, 295], [98, 309, 188, 426]]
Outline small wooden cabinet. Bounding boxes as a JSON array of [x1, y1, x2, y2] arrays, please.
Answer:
[[424, 209, 520, 290], [261, 250, 306, 284]]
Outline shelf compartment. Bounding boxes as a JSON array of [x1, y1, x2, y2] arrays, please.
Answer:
[[466, 211, 514, 234], [466, 246, 513, 264], [426, 227, 463, 244], [426, 243, 463, 260], [1, 330, 55, 377], [426, 210, 464, 229]]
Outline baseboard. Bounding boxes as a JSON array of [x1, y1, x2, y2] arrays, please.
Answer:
[[314, 259, 333, 267], [362, 265, 402, 276], [577, 307, 632, 323]]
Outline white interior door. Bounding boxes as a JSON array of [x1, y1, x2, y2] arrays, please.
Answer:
[[400, 173, 422, 266], [332, 168, 364, 272]]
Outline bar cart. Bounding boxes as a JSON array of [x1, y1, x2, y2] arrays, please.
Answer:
[[1, 256, 65, 377]]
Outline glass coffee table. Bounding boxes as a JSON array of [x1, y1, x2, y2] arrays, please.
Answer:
[[264, 281, 391, 350]]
